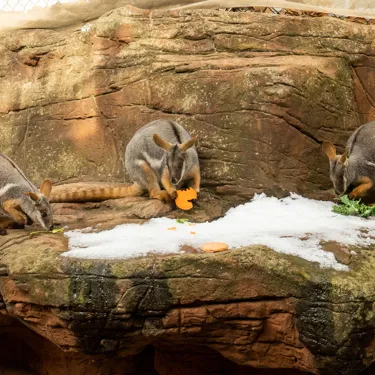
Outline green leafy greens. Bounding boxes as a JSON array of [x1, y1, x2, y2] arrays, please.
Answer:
[[332, 195, 375, 218], [29, 227, 65, 236], [176, 218, 190, 224]]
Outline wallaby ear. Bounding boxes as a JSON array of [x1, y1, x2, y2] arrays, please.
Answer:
[[153, 134, 172, 151], [322, 140, 336, 161], [25, 192, 40, 202], [338, 153, 347, 164], [40, 179, 52, 197], [179, 136, 198, 152]]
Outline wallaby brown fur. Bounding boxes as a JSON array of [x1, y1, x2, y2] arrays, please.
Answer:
[[50, 119, 200, 204], [0, 153, 53, 234], [50, 184, 142, 203], [322, 121, 375, 200]]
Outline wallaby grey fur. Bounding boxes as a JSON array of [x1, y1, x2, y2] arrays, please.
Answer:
[[322, 121, 375, 200], [49, 119, 200, 204], [125, 119, 200, 203], [0, 153, 53, 233]]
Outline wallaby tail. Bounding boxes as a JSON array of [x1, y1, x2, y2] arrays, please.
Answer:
[[50, 184, 143, 203]]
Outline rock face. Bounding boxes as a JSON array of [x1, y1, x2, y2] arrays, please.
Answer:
[[1, 6, 375, 202], [2, 196, 375, 375], [1, 7, 375, 375]]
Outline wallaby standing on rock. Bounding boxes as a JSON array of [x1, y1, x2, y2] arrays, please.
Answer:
[[50, 119, 201, 203], [322, 121, 375, 200], [0, 153, 53, 234]]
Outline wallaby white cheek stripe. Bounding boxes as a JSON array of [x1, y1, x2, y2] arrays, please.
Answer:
[[0, 183, 17, 197], [142, 152, 162, 170], [176, 162, 186, 186], [343, 175, 348, 193]]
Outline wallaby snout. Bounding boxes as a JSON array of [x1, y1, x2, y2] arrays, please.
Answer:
[[153, 132, 198, 187]]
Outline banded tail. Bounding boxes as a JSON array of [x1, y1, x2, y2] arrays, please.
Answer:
[[50, 184, 143, 203]]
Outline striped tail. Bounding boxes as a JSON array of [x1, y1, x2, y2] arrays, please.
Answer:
[[50, 184, 143, 203]]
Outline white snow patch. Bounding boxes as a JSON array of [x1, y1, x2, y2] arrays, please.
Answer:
[[62, 194, 375, 270]]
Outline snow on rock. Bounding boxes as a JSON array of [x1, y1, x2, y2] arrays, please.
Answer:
[[62, 194, 375, 270]]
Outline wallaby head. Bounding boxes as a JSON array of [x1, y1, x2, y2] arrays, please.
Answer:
[[153, 133, 197, 185], [25, 179, 53, 230], [322, 140, 347, 195]]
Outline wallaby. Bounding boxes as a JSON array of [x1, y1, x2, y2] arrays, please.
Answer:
[[0, 153, 53, 234], [50, 119, 200, 203], [125, 119, 200, 202], [322, 121, 375, 200]]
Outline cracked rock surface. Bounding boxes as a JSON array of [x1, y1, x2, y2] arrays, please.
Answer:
[[2, 6, 373, 202], [1, 6, 375, 375], [0, 190, 375, 374]]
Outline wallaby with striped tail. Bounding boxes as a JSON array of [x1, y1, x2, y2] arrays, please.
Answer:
[[0, 153, 53, 235], [50, 119, 200, 204]]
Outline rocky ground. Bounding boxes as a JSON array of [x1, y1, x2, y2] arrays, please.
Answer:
[[0, 184, 374, 374], [1, 5, 375, 374]]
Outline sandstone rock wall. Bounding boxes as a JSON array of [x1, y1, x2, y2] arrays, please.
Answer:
[[1, 7, 375, 201]]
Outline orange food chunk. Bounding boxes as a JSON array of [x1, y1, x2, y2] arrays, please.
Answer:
[[200, 242, 229, 253], [175, 188, 197, 210], [168, 227, 176, 231]]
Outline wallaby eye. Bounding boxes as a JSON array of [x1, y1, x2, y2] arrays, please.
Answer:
[[42, 212, 48, 218]]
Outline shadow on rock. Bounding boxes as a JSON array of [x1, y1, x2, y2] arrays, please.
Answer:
[[296, 280, 375, 375]]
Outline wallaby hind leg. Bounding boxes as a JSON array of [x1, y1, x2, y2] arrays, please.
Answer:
[[0, 218, 20, 235], [0, 219, 12, 235], [2, 200, 27, 227], [349, 177, 374, 200], [139, 161, 172, 203]]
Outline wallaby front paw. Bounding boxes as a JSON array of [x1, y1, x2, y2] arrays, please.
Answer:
[[150, 190, 173, 204], [0, 228, 7, 236], [169, 190, 177, 200]]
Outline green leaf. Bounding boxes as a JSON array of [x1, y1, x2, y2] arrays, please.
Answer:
[[332, 195, 375, 218], [176, 218, 190, 224], [29, 227, 65, 236], [52, 228, 65, 234], [340, 195, 351, 205]]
